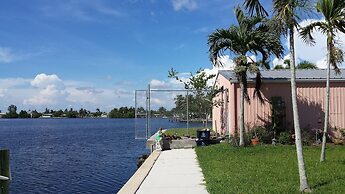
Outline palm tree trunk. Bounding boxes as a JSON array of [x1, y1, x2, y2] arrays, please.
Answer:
[[239, 81, 245, 146], [320, 35, 332, 162], [289, 27, 311, 192]]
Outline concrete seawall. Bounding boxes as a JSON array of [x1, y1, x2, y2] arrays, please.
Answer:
[[117, 151, 160, 194]]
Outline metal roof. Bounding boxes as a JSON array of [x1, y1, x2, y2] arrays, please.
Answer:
[[218, 69, 345, 82]]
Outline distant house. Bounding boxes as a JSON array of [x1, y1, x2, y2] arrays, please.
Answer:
[[0, 112, 6, 118], [213, 69, 345, 135], [41, 113, 53, 118]]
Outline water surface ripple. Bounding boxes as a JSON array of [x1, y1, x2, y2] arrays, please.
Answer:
[[0, 118, 202, 193]]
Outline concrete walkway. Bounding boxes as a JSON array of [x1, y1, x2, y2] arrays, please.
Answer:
[[136, 149, 209, 194]]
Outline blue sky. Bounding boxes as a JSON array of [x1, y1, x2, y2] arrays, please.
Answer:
[[0, 0, 343, 112]]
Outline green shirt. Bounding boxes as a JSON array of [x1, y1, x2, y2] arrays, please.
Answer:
[[155, 131, 163, 141]]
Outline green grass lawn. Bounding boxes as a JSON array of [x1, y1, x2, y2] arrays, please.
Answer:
[[196, 144, 345, 194], [164, 127, 204, 138]]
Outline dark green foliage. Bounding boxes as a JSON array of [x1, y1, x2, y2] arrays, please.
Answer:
[[196, 144, 345, 194], [108, 107, 135, 118], [18, 110, 30, 118], [278, 131, 293, 144], [65, 108, 78, 118], [274, 59, 318, 70], [256, 126, 274, 144], [53, 110, 64, 117], [301, 128, 317, 146], [297, 60, 318, 69], [229, 133, 252, 146], [31, 110, 42, 118], [4, 104, 18, 118], [168, 68, 215, 121], [274, 64, 286, 69]]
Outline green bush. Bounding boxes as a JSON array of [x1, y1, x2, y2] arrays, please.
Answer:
[[278, 131, 292, 144], [301, 128, 315, 146], [252, 126, 274, 144]]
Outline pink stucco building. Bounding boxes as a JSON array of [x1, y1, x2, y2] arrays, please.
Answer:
[[212, 69, 345, 135]]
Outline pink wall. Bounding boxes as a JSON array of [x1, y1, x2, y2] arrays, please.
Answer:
[[213, 74, 345, 135]]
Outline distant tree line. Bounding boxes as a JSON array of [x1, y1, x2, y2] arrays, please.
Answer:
[[0, 104, 139, 119], [1, 103, 214, 119], [108, 107, 135, 118]]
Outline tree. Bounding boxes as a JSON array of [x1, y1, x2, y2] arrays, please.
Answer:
[[158, 107, 167, 116], [274, 59, 317, 69], [208, 7, 283, 146], [6, 104, 18, 118], [244, 0, 312, 192], [66, 108, 78, 118], [168, 68, 216, 125], [19, 110, 30, 118], [300, 0, 345, 162], [31, 110, 42, 118], [79, 108, 88, 118], [93, 108, 102, 117], [297, 60, 318, 69], [53, 109, 64, 117], [108, 107, 135, 118]]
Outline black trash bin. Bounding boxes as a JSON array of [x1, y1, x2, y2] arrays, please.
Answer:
[[196, 130, 210, 146]]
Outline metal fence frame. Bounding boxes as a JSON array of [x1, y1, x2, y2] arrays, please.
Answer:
[[134, 85, 211, 139]]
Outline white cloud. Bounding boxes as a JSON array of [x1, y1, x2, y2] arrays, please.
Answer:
[[24, 74, 66, 105], [150, 79, 167, 89], [24, 85, 66, 105], [316, 58, 327, 69], [203, 55, 235, 86], [0, 73, 136, 112], [272, 55, 290, 68], [0, 47, 15, 63], [30, 73, 63, 88], [151, 98, 166, 106], [0, 88, 7, 97], [66, 87, 98, 104], [0, 78, 31, 88], [273, 19, 345, 69], [171, 0, 197, 11]]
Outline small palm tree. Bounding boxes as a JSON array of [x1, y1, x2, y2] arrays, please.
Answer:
[[300, 0, 345, 162], [208, 7, 283, 146]]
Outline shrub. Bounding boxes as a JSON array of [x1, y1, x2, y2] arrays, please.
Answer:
[[229, 133, 252, 147], [301, 128, 315, 146], [278, 132, 292, 144], [254, 126, 274, 144]]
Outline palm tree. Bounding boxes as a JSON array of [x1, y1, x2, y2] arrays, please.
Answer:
[[274, 60, 318, 69], [300, 0, 345, 162], [297, 60, 318, 69], [208, 7, 283, 146], [244, 0, 312, 192]]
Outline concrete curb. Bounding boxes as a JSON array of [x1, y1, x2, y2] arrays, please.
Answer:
[[117, 150, 161, 194]]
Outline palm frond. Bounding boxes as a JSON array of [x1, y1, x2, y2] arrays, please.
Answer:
[[243, 0, 268, 17], [253, 71, 264, 103], [208, 28, 238, 66], [330, 46, 344, 74], [300, 22, 326, 45]]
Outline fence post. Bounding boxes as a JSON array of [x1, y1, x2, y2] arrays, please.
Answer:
[[0, 149, 11, 194]]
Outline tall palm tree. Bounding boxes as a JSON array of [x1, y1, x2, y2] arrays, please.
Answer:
[[244, 0, 312, 192], [300, 0, 345, 162], [208, 7, 283, 146]]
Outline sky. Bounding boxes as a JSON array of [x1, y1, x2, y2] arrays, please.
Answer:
[[0, 0, 344, 112]]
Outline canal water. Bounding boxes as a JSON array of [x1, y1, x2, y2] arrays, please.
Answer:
[[0, 118, 204, 193]]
